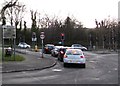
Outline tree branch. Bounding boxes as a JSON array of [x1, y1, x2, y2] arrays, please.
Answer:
[[1, 0, 18, 16]]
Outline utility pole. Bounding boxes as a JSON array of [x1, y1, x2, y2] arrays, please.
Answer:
[[96, 36, 98, 50], [89, 34, 92, 50], [103, 36, 105, 50]]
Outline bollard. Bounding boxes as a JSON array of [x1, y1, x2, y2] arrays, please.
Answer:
[[34, 45, 38, 52]]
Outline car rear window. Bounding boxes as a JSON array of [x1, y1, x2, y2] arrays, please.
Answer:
[[66, 50, 82, 55]]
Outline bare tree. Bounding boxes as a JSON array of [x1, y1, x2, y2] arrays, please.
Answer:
[[5, 0, 25, 28], [30, 10, 37, 32], [1, 0, 18, 25]]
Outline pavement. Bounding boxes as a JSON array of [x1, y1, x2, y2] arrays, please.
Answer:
[[90, 49, 118, 54], [2, 49, 57, 73]]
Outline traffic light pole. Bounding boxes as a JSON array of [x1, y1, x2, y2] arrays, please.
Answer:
[[62, 39, 64, 46], [61, 33, 65, 46]]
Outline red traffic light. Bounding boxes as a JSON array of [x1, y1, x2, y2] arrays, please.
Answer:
[[61, 33, 64, 36], [61, 33, 65, 40]]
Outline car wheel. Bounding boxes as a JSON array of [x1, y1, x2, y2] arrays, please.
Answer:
[[44, 51, 46, 54], [26, 46, 29, 49], [58, 57, 60, 61], [60, 57, 63, 62], [81, 64, 86, 68], [64, 63, 67, 67]]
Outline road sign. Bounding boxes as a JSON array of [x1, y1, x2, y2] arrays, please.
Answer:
[[41, 32, 44, 35], [40, 35, 45, 39], [2, 25, 16, 39], [40, 32, 45, 58], [32, 32, 36, 38], [32, 38, 37, 41]]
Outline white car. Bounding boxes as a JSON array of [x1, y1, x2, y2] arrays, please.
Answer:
[[63, 49, 86, 68], [18, 42, 31, 48], [71, 44, 87, 51]]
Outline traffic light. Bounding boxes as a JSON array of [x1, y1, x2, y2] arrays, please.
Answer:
[[61, 33, 65, 40]]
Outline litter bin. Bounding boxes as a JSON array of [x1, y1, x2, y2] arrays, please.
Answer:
[[5, 47, 12, 56]]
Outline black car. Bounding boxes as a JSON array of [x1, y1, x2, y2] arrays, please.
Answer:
[[51, 46, 63, 57], [43, 44, 55, 54], [58, 47, 67, 62]]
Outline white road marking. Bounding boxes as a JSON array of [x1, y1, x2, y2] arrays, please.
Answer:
[[52, 69, 62, 72], [37, 58, 41, 59], [114, 68, 117, 70], [98, 71, 102, 74], [22, 72, 26, 74], [91, 77, 100, 80], [32, 75, 59, 81], [89, 61, 97, 63]]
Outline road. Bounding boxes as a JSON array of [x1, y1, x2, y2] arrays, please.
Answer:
[[2, 51, 118, 84]]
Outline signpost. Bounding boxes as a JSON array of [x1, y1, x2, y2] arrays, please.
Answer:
[[32, 32, 37, 49], [2, 25, 16, 60], [3, 25, 16, 39], [40, 32, 45, 58]]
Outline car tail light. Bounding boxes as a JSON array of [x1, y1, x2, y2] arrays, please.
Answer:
[[64, 55, 67, 58], [45, 48, 48, 50], [60, 51, 64, 54], [80, 56, 85, 58]]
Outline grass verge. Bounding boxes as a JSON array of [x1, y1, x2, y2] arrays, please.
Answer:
[[3, 54, 25, 62]]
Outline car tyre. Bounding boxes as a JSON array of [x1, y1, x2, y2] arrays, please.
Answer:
[[60, 58, 63, 62], [26, 46, 29, 49], [44, 51, 46, 54], [59, 57, 62, 62], [64, 63, 67, 67], [58, 57, 60, 61], [81, 64, 86, 68]]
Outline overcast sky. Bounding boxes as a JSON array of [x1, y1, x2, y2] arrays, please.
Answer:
[[0, 0, 119, 28]]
